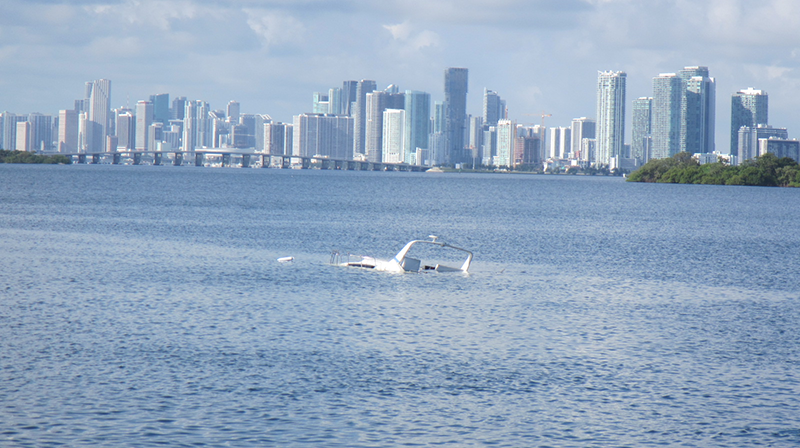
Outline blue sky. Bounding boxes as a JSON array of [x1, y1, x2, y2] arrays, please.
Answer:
[[2, 0, 800, 150]]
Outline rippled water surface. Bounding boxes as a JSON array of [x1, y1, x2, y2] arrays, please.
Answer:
[[1, 165, 799, 446]]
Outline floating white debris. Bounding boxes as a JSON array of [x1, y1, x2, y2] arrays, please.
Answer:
[[277, 256, 294, 263]]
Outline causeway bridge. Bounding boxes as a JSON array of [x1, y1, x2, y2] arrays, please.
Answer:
[[62, 150, 428, 172]]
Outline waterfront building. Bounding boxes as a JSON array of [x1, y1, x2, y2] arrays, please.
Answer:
[[738, 125, 788, 161], [148, 122, 164, 152], [150, 93, 170, 124], [57, 110, 79, 153], [293, 113, 354, 159], [226, 101, 240, 124], [549, 127, 571, 160], [135, 100, 153, 151], [759, 138, 800, 163], [494, 119, 515, 167], [171, 97, 187, 120], [365, 89, 404, 162], [444, 67, 469, 164], [382, 109, 405, 164], [679, 67, 715, 154], [254, 114, 271, 152], [115, 110, 134, 151], [731, 88, 768, 156], [341, 81, 358, 116], [483, 89, 506, 127], [312, 92, 329, 114], [571, 117, 596, 162], [651, 73, 682, 159], [264, 122, 290, 155], [15, 121, 32, 151], [353, 79, 377, 157], [404, 90, 431, 165], [596, 71, 626, 165], [631, 98, 653, 163], [88, 79, 111, 142], [469, 115, 484, 165], [26, 113, 53, 152]]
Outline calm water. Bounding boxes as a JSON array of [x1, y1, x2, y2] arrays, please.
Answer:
[[1, 164, 799, 447]]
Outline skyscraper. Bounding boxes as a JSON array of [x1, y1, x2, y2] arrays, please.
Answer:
[[444, 67, 469, 164], [382, 109, 405, 164], [115, 110, 135, 151], [150, 93, 170, 124], [631, 98, 653, 162], [89, 79, 111, 141], [571, 117, 596, 162], [226, 101, 240, 124], [293, 113, 354, 159], [364, 89, 404, 162], [494, 119, 515, 167], [595, 71, 626, 165], [483, 89, 505, 127], [353, 79, 377, 157], [403, 90, 431, 165], [679, 67, 715, 154], [651, 74, 682, 159], [135, 100, 153, 151], [341, 81, 358, 116], [58, 109, 79, 153], [730, 88, 768, 156]]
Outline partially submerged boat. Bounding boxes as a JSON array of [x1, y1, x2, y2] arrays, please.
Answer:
[[331, 236, 473, 273]]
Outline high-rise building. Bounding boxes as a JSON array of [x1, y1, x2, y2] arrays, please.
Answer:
[[26, 113, 52, 152], [293, 113, 354, 159], [135, 100, 153, 151], [312, 92, 329, 114], [226, 101, 240, 124], [631, 98, 653, 162], [738, 124, 787, 161], [16, 121, 32, 151], [548, 127, 571, 160], [571, 117, 596, 162], [341, 81, 358, 116], [58, 109, 79, 153], [651, 73, 682, 159], [171, 97, 187, 120], [469, 115, 484, 165], [365, 89, 404, 162], [264, 122, 290, 155], [444, 67, 469, 164], [495, 119, 515, 167], [88, 79, 111, 141], [328, 88, 343, 115], [596, 71, 626, 165], [483, 89, 506, 127], [353, 79, 377, 157], [150, 93, 170, 124], [382, 109, 405, 164], [1, 113, 25, 151], [115, 110, 135, 151], [730, 88, 768, 156], [403, 90, 431, 165], [679, 67, 715, 154]]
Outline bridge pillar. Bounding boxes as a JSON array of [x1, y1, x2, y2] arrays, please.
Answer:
[[91, 154, 100, 164], [195, 153, 204, 167], [282, 156, 290, 169], [154, 153, 162, 166], [77, 154, 86, 164], [261, 154, 269, 168], [301, 158, 310, 169], [173, 153, 182, 166], [242, 154, 250, 168], [133, 152, 142, 165], [112, 153, 121, 165], [222, 153, 231, 167]]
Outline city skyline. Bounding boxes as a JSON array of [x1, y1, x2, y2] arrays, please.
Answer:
[[3, 0, 800, 151]]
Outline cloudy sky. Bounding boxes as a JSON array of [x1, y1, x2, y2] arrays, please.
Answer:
[[2, 0, 800, 149]]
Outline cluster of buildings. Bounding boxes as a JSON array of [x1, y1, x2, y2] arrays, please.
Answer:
[[1, 66, 797, 169]]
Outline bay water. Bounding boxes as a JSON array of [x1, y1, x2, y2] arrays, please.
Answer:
[[1, 165, 799, 446]]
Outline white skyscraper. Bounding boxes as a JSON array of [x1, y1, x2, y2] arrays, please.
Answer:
[[135, 100, 153, 151], [596, 71, 626, 165], [382, 109, 405, 164]]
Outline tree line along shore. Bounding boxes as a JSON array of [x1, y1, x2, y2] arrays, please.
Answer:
[[627, 152, 800, 187], [0, 150, 71, 164]]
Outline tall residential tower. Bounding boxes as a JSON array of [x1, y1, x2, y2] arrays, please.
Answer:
[[595, 71, 626, 165]]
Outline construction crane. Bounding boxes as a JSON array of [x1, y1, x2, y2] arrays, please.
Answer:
[[523, 112, 552, 128]]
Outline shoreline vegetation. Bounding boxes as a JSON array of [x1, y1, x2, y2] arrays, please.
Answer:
[[0, 150, 71, 164], [627, 152, 800, 187]]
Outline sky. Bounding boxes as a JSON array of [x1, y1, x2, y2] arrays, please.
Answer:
[[3, 0, 800, 151]]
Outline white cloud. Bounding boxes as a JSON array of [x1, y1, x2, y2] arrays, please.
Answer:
[[244, 8, 306, 51]]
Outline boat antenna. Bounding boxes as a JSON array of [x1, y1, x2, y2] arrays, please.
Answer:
[[428, 235, 438, 242]]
